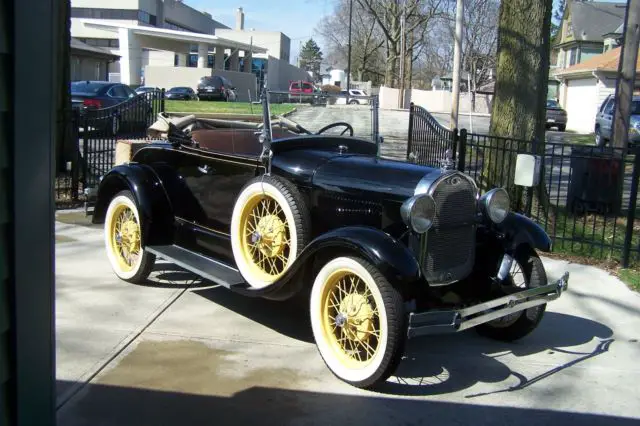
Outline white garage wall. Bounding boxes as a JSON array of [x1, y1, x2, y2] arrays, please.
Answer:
[[565, 77, 598, 133]]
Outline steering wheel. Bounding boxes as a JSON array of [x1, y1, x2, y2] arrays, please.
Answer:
[[316, 122, 354, 136]]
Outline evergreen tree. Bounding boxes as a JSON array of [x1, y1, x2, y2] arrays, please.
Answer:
[[299, 38, 323, 81]]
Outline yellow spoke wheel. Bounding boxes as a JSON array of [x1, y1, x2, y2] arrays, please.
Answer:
[[104, 190, 155, 283], [310, 256, 404, 389], [231, 176, 310, 289]]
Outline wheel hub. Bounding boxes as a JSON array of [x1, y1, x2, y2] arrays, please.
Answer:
[[118, 219, 140, 254], [254, 214, 286, 258], [337, 293, 375, 343]]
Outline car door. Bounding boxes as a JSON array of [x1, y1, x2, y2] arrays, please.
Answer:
[[178, 144, 261, 260], [600, 97, 615, 139]]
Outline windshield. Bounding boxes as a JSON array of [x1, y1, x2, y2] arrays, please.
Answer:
[[170, 87, 189, 93], [546, 99, 560, 108], [263, 89, 377, 142], [71, 81, 106, 94], [632, 100, 640, 115]]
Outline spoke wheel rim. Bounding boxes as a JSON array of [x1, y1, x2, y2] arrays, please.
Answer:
[[109, 204, 141, 272], [320, 269, 381, 369], [239, 193, 291, 282], [489, 259, 529, 327]]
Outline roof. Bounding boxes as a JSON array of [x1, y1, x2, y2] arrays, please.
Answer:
[[440, 71, 470, 81], [81, 21, 267, 53], [70, 38, 120, 59], [554, 46, 640, 77], [566, 1, 626, 43]]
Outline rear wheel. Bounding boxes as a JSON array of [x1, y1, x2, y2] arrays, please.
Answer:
[[475, 247, 547, 341], [104, 190, 155, 283], [310, 256, 405, 388]]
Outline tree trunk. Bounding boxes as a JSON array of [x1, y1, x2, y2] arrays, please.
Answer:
[[385, 44, 398, 87], [482, 0, 552, 213]]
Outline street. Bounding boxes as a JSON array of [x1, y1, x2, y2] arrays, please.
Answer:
[[55, 210, 640, 426]]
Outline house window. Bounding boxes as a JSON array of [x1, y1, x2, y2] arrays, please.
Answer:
[[568, 48, 577, 66]]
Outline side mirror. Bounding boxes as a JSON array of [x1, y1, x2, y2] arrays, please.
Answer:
[[514, 154, 541, 187]]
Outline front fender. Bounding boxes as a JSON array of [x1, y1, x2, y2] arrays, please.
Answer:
[[496, 212, 552, 252], [91, 163, 174, 246], [234, 226, 422, 301]]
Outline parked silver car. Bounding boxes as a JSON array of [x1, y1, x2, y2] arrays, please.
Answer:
[[594, 94, 640, 147]]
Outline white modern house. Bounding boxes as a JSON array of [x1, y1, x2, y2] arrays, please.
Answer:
[[70, 0, 311, 98]]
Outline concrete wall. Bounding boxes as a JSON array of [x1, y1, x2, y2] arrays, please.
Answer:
[[216, 29, 288, 60], [266, 56, 311, 91], [143, 66, 257, 101], [379, 86, 411, 109], [163, 0, 227, 34], [378, 86, 493, 113], [143, 49, 174, 67]]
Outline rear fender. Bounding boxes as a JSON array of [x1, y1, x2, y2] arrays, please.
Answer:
[[496, 212, 552, 253], [91, 163, 174, 246], [235, 226, 422, 301]]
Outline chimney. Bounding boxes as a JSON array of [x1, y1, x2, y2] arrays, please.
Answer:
[[236, 7, 244, 30]]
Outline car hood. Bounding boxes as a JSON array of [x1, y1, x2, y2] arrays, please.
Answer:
[[312, 154, 439, 202]]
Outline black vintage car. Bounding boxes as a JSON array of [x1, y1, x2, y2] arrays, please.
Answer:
[[89, 89, 569, 389]]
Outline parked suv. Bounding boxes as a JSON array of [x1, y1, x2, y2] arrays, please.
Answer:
[[545, 99, 567, 131], [595, 94, 640, 147], [336, 89, 370, 105], [197, 75, 236, 101], [288, 80, 315, 103]]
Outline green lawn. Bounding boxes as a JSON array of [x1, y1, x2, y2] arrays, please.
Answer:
[[165, 100, 297, 116], [558, 132, 596, 145], [619, 269, 640, 292]]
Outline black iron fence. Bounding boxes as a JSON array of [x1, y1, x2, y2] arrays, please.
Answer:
[[55, 89, 165, 206], [407, 103, 640, 267]]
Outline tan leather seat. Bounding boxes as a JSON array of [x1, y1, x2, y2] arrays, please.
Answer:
[[190, 128, 297, 156], [191, 129, 262, 156]]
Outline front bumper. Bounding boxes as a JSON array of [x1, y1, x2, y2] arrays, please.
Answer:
[[407, 272, 570, 338]]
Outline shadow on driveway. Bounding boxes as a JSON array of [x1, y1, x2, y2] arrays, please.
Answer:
[[56, 379, 635, 426]]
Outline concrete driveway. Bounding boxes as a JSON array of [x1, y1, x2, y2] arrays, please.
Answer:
[[54, 210, 640, 426]]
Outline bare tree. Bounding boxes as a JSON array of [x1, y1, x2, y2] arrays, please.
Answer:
[[316, 0, 386, 84], [356, 0, 446, 87]]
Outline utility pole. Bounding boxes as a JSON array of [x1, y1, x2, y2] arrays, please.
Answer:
[[347, 0, 353, 103], [399, 1, 406, 109], [450, 0, 464, 129], [612, 0, 640, 148]]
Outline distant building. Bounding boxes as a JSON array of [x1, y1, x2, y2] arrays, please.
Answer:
[[70, 38, 120, 81], [69, 0, 309, 93]]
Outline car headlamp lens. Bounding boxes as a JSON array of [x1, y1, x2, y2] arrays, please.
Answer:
[[401, 194, 436, 234], [482, 188, 510, 224]]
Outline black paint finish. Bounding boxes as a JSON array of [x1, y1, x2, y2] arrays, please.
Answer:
[[91, 133, 552, 301]]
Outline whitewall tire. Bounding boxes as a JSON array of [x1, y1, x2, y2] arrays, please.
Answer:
[[230, 176, 309, 289], [310, 256, 405, 388], [104, 190, 155, 283]]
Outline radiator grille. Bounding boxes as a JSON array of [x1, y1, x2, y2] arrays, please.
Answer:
[[422, 173, 477, 285]]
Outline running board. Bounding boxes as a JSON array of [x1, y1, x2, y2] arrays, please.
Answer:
[[146, 245, 246, 289], [407, 272, 570, 339]]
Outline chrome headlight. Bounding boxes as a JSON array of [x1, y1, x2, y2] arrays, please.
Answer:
[[400, 194, 436, 234], [480, 188, 510, 224]]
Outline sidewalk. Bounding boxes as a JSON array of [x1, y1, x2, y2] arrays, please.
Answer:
[[54, 211, 640, 426]]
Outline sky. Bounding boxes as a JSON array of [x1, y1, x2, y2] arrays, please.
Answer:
[[184, 0, 629, 66], [184, 0, 336, 64]]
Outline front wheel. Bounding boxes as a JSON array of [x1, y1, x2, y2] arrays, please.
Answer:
[[475, 247, 547, 342], [310, 256, 405, 389]]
